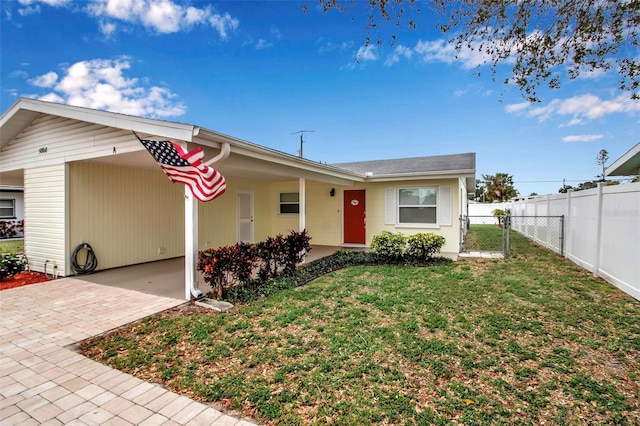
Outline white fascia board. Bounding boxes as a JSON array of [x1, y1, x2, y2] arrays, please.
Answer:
[[196, 127, 363, 184], [3, 98, 196, 142], [605, 142, 640, 176], [363, 169, 476, 182]]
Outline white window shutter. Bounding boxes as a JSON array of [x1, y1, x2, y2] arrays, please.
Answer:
[[385, 187, 396, 224], [438, 186, 452, 226]]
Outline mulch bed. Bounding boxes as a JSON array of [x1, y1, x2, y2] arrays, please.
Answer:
[[0, 271, 50, 290]]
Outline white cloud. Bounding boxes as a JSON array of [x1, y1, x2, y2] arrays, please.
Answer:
[[85, 0, 238, 37], [18, 0, 70, 5], [504, 102, 530, 114], [414, 38, 492, 69], [28, 58, 185, 118], [356, 44, 378, 62], [99, 20, 117, 38], [506, 94, 640, 124], [206, 11, 239, 39], [255, 39, 272, 50], [562, 134, 604, 142], [384, 45, 413, 67], [317, 38, 353, 53], [29, 71, 58, 88]]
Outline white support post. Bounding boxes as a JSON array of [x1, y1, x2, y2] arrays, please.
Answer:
[[184, 186, 200, 300], [299, 178, 306, 232]]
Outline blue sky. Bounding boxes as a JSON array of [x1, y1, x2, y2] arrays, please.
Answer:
[[2, 0, 638, 196]]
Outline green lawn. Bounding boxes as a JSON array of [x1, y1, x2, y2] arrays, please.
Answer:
[[81, 233, 640, 425], [464, 224, 505, 252], [0, 239, 24, 254]]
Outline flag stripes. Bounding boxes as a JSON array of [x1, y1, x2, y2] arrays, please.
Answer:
[[135, 134, 226, 202]]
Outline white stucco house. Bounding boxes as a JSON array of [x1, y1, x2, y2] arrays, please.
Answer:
[[0, 98, 475, 299]]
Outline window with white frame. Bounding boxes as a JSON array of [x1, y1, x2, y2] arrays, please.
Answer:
[[398, 187, 438, 224], [0, 199, 16, 219], [385, 186, 451, 227], [279, 192, 299, 214]]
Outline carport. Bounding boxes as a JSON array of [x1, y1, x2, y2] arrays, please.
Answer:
[[72, 245, 343, 299], [1, 99, 358, 301]]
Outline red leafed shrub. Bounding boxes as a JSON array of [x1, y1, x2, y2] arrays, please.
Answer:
[[197, 230, 312, 299], [197, 242, 257, 299], [255, 230, 312, 280]]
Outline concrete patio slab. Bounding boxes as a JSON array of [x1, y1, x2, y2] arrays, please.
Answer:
[[0, 278, 258, 425], [72, 245, 347, 300]]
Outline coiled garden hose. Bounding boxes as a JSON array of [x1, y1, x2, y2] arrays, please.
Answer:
[[71, 243, 98, 275]]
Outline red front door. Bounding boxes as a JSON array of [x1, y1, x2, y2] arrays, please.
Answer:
[[343, 189, 366, 244]]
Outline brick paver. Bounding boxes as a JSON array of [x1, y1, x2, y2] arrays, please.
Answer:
[[0, 278, 259, 425]]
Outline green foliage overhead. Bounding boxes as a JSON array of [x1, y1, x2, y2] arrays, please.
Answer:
[[309, 0, 639, 101]]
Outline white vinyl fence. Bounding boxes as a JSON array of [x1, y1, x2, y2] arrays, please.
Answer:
[[468, 202, 508, 224], [506, 183, 640, 301]]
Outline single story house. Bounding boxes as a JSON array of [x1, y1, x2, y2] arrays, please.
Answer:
[[0, 98, 475, 299], [0, 185, 24, 238]]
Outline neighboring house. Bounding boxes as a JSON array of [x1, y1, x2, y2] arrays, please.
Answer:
[[606, 142, 640, 181], [0, 185, 24, 238], [0, 98, 475, 299]]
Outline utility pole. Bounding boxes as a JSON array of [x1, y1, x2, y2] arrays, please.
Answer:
[[291, 130, 314, 158]]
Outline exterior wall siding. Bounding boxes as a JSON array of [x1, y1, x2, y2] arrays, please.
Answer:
[[1, 114, 144, 172], [198, 180, 272, 249], [24, 164, 67, 275], [264, 178, 461, 253], [303, 181, 346, 246], [68, 162, 184, 271]]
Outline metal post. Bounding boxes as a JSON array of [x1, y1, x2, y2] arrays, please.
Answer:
[[505, 214, 511, 256], [559, 215, 565, 257]]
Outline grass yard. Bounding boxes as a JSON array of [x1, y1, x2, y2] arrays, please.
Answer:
[[0, 239, 24, 254], [463, 224, 505, 252], [81, 232, 640, 425]]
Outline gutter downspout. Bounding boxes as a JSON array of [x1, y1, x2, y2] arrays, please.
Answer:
[[186, 142, 231, 300]]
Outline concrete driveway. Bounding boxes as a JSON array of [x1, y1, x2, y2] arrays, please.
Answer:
[[0, 278, 257, 425]]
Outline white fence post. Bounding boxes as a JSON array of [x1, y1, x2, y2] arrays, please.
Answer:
[[565, 189, 572, 259], [592, 183, 605, 277]]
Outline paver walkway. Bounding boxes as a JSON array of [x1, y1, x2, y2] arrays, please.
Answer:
[[0, 278, 257, 425]]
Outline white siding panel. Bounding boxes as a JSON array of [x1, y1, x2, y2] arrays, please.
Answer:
[[24, 164, 67, 275], [1, 114, 144, 172]]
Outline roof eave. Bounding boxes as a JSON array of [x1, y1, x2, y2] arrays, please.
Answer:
[[195, 128, 364, 183], [1, 98, 197, 150], [605, 142, 640, 177], [363, 169, 476, 182]]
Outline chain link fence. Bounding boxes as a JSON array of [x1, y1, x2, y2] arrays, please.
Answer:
[[460, 215, 565, 256], [508, 215, 565, 256]]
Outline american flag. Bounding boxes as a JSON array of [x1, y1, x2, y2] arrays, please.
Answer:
[[135, 134, 226, 202]]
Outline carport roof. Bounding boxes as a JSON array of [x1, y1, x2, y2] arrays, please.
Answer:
[[1, 98, 476, 185], [606, 142, 640, 177]]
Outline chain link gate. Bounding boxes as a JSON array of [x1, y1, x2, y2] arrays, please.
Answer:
[[460, 215, 565, 256]]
